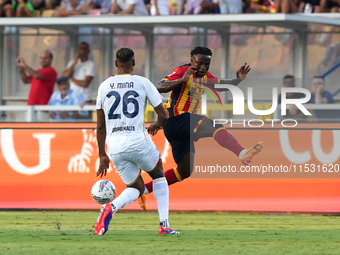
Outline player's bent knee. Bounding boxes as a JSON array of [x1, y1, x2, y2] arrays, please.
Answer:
[[196, 119, 217, 138], [177, 167, 191, 179], [128, 177, 145, 197], [148, 163, 165, 180]]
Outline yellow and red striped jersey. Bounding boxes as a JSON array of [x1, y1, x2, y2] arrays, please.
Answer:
[[163, 64, 219, 118]]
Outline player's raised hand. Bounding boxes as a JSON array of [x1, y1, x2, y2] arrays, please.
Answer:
[[96, 155, 110, 177], [236, 63, 251, 79], [181, 65, 197, 82]]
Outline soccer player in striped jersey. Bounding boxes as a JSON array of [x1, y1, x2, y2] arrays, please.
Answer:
[[139, 46, 264, 210], [95, 47, 179, 235]]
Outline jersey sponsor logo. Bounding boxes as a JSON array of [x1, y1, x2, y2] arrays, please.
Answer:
[[188, 90, 203, 100], [166, 71, 176, 77], [112, 126, 136, 133]]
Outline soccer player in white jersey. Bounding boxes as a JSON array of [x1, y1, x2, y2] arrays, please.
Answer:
[[94, 47, 179, 236]]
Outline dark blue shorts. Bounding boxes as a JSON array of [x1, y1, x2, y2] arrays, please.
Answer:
[[164, 112, 211, 163]]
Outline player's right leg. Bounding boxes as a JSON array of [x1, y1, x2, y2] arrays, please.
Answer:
[[95, 154, 143, 236], [137, 138, 179, 235], [142, 113, 194, 198], [95, 182, 142, 236]]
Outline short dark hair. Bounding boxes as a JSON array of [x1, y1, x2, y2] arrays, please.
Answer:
[[283, 74, 295, 83], [56, 76, 69, 84], [116, 47, 134, 63], [45, 50, 53, 59], [313, 75, 324, 81], [190, 46, 213, 57], [79, 41, 90, 49]]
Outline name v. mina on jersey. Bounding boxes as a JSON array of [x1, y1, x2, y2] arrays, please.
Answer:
[[163, 64, 219, 118], [109, 81, 134, 89]]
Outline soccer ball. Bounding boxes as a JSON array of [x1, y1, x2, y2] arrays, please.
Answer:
[[91, 180, 116, 204]]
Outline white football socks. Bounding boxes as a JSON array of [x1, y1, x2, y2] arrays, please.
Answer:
[[111, 187, 140, 214], [153, 177, 169, 228], [239, 149, 246, 159]]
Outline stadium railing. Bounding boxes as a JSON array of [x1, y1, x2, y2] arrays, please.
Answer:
[[274, 104, 340, 123], [0, 105, 97, 122]]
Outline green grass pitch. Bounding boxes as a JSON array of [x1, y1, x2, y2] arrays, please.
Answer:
[[0, 211, 339, 255]]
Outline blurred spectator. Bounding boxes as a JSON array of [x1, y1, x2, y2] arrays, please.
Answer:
[[242, 0, 251, 11], [16, 51, 57, 105], [330, 0, 339, 12], [308, 76, 340, 120], [62, 42, 95, 103], [150, 0, 169, 15], [299, 0, 320, 12], [310, 76, 334, 104], [184, 0, 201, 14], [48, 76, 88, 121], [299, 0, 338, 12], [185, 0, 220, 14], [250, 0, 276, 12], [52, 0, 88, 16], [0, 0, 11, 16], [85, 0, 111, 14], [219, 0, 242, 13], [199, 0, 220, 13], [251, 0, 297, 13], [4, 0, 34, 17], [31, 0, 61, 10], [317, 0, 339, 12], [278, 74, 306, 119], [318, 42, 340, 73], [275, 0, 298, 12], [176, 0, 186, 14], [109, 0, 149, 14]]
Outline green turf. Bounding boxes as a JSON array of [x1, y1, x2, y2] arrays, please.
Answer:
[[0, 211, 339, 255]]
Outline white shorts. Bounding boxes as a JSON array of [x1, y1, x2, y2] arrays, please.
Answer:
[[111, 138, 161, 186]]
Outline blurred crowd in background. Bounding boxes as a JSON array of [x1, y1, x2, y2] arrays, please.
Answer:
[[0, 0, 340, 18]]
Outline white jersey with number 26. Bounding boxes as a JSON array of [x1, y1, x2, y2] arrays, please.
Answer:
[[96, 74, 162, 155]]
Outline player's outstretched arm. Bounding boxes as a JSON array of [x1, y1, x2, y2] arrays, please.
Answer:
[[215, 63, 251, 91], [96, 109, 110, 177], [147, 103, 168, 136], [157, 80, 183, 93]]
